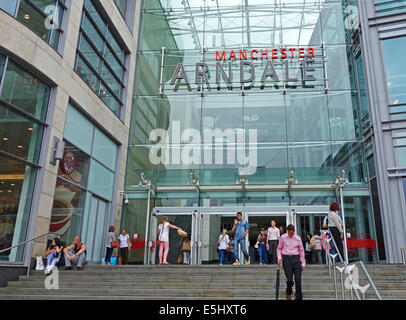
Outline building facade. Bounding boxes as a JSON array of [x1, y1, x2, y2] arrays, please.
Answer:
[[1, 0, 406, 274], [0, 0, 141, 272]]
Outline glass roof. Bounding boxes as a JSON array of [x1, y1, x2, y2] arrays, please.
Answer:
[[146, 0, 342, 50]]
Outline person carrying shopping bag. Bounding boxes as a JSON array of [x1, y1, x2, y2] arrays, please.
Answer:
[[157, 216, 185, 265]]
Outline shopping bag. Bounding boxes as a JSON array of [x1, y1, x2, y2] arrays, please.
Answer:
[[35, 255, 45, 271]]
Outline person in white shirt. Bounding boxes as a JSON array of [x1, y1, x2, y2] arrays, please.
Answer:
[[266, 220, 280, 264], [218, 229, 230, 265], [157, 216, 182, 265], [118, 228, 131, 265]]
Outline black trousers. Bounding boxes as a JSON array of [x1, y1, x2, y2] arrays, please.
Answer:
[[120, 247, 129, 265], [105, 247, 113, 264], [282, 255, 303, 300], [330, 227, 344, 261], [268, 240, 279, 264]]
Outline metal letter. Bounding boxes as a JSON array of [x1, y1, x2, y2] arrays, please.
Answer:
[[240, 61, 255, 83], [170, 63, 190, 85]]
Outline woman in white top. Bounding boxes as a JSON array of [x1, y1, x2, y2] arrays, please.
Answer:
[[118, 228, 131, 265], [218, 229, 230, 265], [157, 216, 181, 265]]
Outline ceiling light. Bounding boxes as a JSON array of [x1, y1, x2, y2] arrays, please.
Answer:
[[28, 128, 33, 131], [24, 14, 30, 20], [394, 100, 399, 105], [2, 138, 8, 141], [17, 145, 23, 149]]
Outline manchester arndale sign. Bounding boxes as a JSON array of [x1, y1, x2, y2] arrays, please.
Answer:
[[167, 47, 325, 89]]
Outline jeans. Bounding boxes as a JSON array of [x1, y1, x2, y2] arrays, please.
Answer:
[[219, 249, 227, 264], [258, 244, 268, 264], [64, 251, 86, 267], [234, 238, 250, 262], [312, 250, 322, 264], [105, 247, 114, 264], [183, 251, 191, 264], [46, 251, 60, 269]]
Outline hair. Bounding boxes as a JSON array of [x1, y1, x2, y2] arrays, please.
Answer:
[[261, 227, 266, 231], [287, 224, 295, 232], [222, 229, 227, 239], [108, 225, 115, 232], [330, 202, 340, 212], [162, 216, 169, 223], [121, 228, 127, 233], [53, 238, 62, 248], [236, 212, 243, 216], [314, 229, 321, 236]]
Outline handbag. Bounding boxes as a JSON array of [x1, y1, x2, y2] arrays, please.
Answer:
[[111, 240, 119, 248], [254, 241, 259, 249], [157, 223, 164, 246], [309, 238, 316, 250], [177, 253, 183, 264]]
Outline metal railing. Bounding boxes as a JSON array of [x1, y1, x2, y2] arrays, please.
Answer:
[[322, 230, 382, 300], [0, 232, 61, 276]]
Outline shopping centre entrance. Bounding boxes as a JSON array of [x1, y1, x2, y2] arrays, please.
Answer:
[[147, 206, 329, 265]]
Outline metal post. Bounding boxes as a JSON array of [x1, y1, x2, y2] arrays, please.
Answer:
[[401, 248, 406, 265], [158, 47, 166, 96], [333, 267, 338, 300], [340, 269, 345, 300], [339, 183, 349, 264], [143, 187, 151, 265]]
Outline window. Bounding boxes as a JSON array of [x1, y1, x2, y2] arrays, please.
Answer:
[[113, 0, 127, 18], [0, 54, 51, 262], [0, 59, 50, 121], [393, 131, 406, 167], [76, 0, 126, 116], [49, 104, 118, 244], [0, 0, 18, 15], [1, 0, 66, 50], [376, 0, 406, 16], [382, 36, 406, 106]]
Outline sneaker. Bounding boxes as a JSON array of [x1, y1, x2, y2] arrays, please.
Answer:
[[260, 262, 263, 265], [286, 294, 292, 300], [220, 263, 222, 266], [233, 259, 240, 265], [246, 258, 251, 265]]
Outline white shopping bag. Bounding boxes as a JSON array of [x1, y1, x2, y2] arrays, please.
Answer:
[[35, 255, 45, 271]]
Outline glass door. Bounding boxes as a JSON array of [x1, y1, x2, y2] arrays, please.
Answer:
[[197, 212, 237, 265], [149, 212, 195, 265], [83, 195, 109, 263]]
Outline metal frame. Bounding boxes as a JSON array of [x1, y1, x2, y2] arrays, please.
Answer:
[[146, 205, 329, 265]]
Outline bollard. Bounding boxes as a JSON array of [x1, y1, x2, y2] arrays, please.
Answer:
[[401, 248, 406, 265]]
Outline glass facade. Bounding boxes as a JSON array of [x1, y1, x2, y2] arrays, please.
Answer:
[[49, 104, 118, 262], [75, 0, 126, 116], [113, 0, 127, 18], [122, 0, 377, 263], [0, 54, 50, 262], [0, 0, 66, 49], [381, 36, 406, 120], [376, 0, 406, 15]]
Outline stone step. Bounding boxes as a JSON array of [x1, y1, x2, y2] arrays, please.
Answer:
[[0, 287, 337, 297]]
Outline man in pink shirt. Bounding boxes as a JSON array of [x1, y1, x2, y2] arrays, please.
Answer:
[[277, 224, 305, 300]]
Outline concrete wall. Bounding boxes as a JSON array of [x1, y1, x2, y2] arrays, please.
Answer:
[[0, 0, 141, 266], [358, 0, 406, 263]]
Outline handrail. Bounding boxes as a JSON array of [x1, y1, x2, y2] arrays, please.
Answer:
[[0, 232, 61, 254], [358, 260, 383, 300], [0, 232, 61, 277], [326, 229, 361, 300]]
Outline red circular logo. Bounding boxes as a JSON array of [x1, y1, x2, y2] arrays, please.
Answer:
[[62, 151, 75, 175]]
